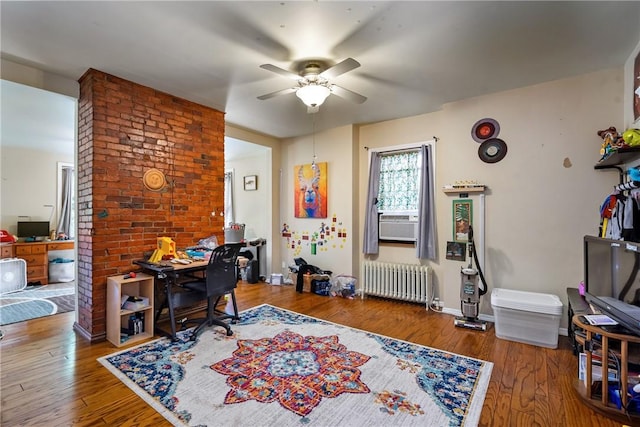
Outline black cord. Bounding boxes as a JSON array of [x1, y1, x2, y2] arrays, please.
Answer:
[[468, 225, 488, 296]]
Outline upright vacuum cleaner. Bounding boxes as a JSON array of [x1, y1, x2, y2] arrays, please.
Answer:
[[454, 225, 489, 331]]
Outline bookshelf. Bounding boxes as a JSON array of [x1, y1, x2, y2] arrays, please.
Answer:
[[572, 315, 640, 423], [106, 273, 154, 347]]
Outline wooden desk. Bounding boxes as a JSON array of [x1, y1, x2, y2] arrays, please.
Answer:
[[12, 241, 74, 285], [134, 259, 239, 340]]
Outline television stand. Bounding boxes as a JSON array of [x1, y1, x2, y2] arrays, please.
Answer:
[[571, 314, 640, 423]]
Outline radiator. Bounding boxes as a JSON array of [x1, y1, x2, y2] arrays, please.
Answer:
[[361, 261, 430, 304]]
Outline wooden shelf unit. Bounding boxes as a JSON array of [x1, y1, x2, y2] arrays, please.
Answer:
[[572, 315, 640, 423], [106, 273, 154, 347]]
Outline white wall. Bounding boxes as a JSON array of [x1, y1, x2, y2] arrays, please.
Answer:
[[279, 125, 355, 277], [225, 124, 282, 277], [624, 39, 640, 128], [0, 146, 73, 235], [358, 68, 623, 326], [225, 151, 270, 240]]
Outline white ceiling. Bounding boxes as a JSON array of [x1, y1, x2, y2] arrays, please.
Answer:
[[0, 79, 76, 153], [1, 1, 639, 140]]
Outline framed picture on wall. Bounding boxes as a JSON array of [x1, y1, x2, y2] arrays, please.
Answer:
[[453, 199, 472, 242], [294, 162, 328, 218], [446, 241, 466, 261], [244, 175, 257, 191]]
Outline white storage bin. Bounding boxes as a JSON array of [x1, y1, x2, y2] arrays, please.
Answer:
[[491, 288, 563, 349], [49, 260, 75, 283]]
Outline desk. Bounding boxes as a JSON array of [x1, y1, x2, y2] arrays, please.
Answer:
[[12, 241, 74, 284], [134, 259, 239, 340]]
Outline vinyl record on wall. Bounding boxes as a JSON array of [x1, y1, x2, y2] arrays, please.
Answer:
[[471, 118, 500, 143], [478, 138, 508, 163]]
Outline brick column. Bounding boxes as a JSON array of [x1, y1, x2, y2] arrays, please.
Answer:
[[75, 69, 225, 341]]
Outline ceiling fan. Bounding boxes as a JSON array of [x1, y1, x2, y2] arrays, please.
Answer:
[[257, 58, 367, 113]]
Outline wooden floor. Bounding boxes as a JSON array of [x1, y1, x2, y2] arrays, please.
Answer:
[[0, 282, 630, 426]]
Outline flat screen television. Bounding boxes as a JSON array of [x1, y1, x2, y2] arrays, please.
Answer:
[[17, 221, 50, 239], [583, 235, 640, 335]]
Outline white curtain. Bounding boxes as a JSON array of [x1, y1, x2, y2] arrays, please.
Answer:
[[224, 171, 235, 226], [56, 166, 74, 238]]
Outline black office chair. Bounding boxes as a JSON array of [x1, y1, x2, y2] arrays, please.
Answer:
[[180, 243, 242, 340]]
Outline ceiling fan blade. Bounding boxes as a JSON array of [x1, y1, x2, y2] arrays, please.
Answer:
[[320, 58, 361, 79], [257, 87, 297, 100], [330, 84, 367, 104], [260, 64, 301, 80]]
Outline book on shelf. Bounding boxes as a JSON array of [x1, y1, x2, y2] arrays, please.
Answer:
[[582, 314, 618, 326], [578, 352, 619, 385]]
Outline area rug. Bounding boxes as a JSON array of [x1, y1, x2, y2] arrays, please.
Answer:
[[0, 283, 75, 325], [98, 304, 492, 426]]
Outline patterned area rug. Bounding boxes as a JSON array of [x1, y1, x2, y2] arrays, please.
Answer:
[[99, 304, 492, 426], [0, 283, 75, 325]]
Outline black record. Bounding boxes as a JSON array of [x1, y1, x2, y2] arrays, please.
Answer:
[[478, 138, 507, 163]]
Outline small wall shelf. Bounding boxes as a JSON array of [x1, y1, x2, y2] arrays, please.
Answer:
[[594, 146, 640, 169], [442, 186, 486, 196]]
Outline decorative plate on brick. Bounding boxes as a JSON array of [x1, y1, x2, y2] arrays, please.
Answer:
[[143, 168, 166, 191]]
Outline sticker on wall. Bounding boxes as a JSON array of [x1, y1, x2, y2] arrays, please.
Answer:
[[294, 162, 327, 218], [282, 214, 348, 257]]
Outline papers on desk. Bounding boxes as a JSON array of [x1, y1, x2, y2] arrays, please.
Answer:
[[582, 314, 618, 326]]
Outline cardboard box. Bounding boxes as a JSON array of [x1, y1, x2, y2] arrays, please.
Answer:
[[290, 273, 330, 292]]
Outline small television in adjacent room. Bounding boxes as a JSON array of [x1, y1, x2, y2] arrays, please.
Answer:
[[583, 235, 640, 335], [17, 221, 50, 240]]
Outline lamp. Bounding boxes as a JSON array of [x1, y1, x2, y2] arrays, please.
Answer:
[[296, 84, 331, 107]]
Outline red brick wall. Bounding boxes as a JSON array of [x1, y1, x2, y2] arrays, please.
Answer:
[[76, 69, 225, 341]]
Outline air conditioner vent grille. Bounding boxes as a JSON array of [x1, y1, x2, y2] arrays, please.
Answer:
[[379, 214, 418, 242]]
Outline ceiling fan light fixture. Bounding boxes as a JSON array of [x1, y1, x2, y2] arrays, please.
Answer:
[[296, 84, 331, 107]]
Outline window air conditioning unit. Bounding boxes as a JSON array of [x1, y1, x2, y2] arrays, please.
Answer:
[[379, 213, 418, 242]]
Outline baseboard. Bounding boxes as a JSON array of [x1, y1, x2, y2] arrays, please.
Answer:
[[440, 308, 569, 337], [440, 307, 496, 324], [73, 321, 106, 342]]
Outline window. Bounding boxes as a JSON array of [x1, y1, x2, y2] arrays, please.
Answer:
[[363, 141, 436, 258], [56, 162, 75, 239], [377, 149, 421, 213]]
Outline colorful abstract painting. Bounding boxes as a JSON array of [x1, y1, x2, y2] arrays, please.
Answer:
[[294, 162, 327, 218]]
